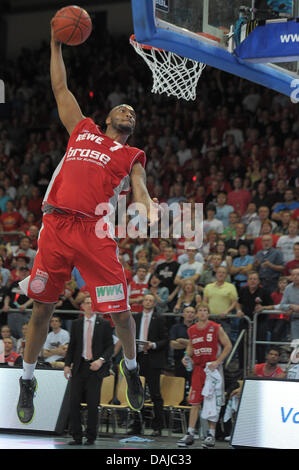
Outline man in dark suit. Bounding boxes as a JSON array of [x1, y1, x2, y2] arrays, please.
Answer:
[[129, 293, 169, 436], [64, 295, 114, 445]]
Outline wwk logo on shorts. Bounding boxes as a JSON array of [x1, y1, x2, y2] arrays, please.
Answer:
[[96, 284, 125, 303]]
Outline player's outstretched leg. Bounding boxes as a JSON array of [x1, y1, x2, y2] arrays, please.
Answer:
[[111, 311, 144, 411], [17, 301, 55, 424]]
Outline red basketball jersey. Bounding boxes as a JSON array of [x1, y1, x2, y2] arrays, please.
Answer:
[[188, 320, 221, 366], [43, 117, 146, 217], [254, 363, 284, 378]]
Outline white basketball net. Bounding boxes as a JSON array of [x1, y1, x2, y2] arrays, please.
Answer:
[[130, 36, 206, 101]]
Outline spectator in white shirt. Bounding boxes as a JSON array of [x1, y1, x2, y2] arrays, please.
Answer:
[[277, 221, 299, 263], [42, 315, 70, 363]]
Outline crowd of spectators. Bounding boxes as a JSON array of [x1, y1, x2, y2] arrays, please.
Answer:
[[0, 27, 299, 386]]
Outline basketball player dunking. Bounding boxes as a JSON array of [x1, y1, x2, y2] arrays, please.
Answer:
[[16, 23, 157, 424]]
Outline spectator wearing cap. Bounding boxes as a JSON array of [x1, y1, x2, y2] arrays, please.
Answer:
[[203, 204, 224, 237], [230, 242, 254, 292], [11, 235, 37, 269], [2, 266, 33, 338], [174, 245, 204, 289]]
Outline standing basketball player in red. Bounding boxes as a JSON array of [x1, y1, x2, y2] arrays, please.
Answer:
[[177, 303, 232, 449], [17, 24, 157, 424]]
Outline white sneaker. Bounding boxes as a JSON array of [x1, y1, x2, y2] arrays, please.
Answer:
[[202, 433, 215, 449], [177, 433, 194, 447]]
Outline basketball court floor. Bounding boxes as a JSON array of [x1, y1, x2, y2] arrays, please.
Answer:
[[0, 430, 231, 450]]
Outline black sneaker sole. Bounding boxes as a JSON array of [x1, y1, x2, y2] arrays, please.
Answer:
[[119, 359, 144, 411]]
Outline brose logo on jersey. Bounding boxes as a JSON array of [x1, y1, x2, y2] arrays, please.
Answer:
[[66, 146, 111, 166], [96, 283, 125, 303]]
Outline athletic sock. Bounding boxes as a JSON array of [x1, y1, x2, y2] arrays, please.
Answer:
[[124, 356, 137, 371], [188, 427, 195, 436], [208, 428, 215, 437], [22, 361, 37, 380]]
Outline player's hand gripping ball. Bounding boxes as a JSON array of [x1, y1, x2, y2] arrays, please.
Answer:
[[52, 5, 92, 46]]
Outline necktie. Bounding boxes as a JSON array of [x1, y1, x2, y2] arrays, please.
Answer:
[[86, 319, 93, 360], [142, 314, 150, 341]]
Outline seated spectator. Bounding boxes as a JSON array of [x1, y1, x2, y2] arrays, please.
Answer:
[[9, 253, 30, 284], [215, 191, 234, 228], [178, 240, 204, 265], [16, 322, 28, 356], [230, 242, 254, 291], [246, 205, 277, 239], [27, 225, 39, 250], [0, 186, 11, 213], [128, 264, 150, 313], [214, 240, 233, 270], [16, 173, 34, 199], [2, 266, 33, 338], [263, 277, 289, 342], [252, 347, 285, 378], [55, 279, 80, 332], [221, 211, 239, 241], [253, 234, 285, 294], [241, 202, 258, 227], [203, 204, 224, 236], [144, 273, 169, 314], [252, 181, 273, 209], [16, 195, 29, 220], [155, 245, 180, 311], [253, 219, 280, 254], [275, 268, 299, 340], [27, 186, 43, 221], [3, 337, 20, 366], [203, 266, 238, 340], [227, 176, 252, 216], [0, 255, 11, 287], [284, 242, 299, 278], [199, 254, 231, 292], [226, 223, 247, 258], [174, 245, 204, 289], [42, 315, 70, 364], [272, 188, 299, 221], [273, 209, 292, 235], [174, 279, 201, 314], [11, 235, 37, 269], [0, 200, 24, 242], [200, 230, 219, 259], [20, 212, 39, 235], [0, 324, 17, 351], [276, 220, 299, 263]]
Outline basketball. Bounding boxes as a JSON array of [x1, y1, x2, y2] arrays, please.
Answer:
[[52, 5, 92, 46]]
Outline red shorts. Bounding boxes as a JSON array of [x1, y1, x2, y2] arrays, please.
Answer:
[[19, 212, 129, 314], [189, 364, 206, 405]]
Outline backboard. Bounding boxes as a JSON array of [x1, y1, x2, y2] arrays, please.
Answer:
[[131, 0, 299, 99]]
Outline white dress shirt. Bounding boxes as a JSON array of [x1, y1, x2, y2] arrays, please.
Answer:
[[82, 314, 96, 360]]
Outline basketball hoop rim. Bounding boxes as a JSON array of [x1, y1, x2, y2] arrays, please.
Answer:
[[130, 34, 164, 52]]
